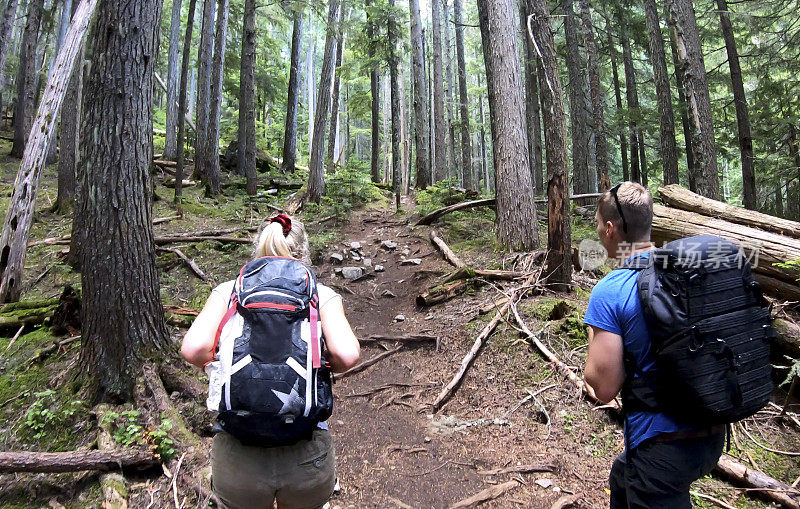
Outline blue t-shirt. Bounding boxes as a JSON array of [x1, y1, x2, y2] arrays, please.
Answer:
[[583, 252, 691, 449]]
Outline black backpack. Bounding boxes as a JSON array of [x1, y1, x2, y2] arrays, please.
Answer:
[[205, 257, 333, 446], [619, 235, 774, 425]]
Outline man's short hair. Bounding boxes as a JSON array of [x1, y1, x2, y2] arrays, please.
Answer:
[[597, 181, 653, 242]]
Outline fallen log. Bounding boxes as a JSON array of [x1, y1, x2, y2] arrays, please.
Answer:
[[417, 199, 496, 226], [153, 159, 177, 168], [714, 454, 800, 509], [429, 229, 465, 268], [448, 480, 520, 509], [416, 280, 471, 307], [163, 178, 196, 189], [157, 247, 209, 281], [753, 273, 800, 303], [660, 184, 800, 239], [443, 266, 527, 283], [477, 463, 554, 475], [361, 334, 437, 345], [430, 271, 541, 412], [154, 235, 251, 245], [651, 204, 800, 284], [0, 449, 158, 473], [773, 318, 800, 358]]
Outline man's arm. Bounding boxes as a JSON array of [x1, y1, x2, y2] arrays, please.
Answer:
[[585, 326, 625, 403]]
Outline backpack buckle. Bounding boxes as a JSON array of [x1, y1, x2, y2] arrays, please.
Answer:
[[689, 326, 703, 352]]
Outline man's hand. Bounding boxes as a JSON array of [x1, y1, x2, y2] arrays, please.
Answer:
[[584, 326, 625, 403]]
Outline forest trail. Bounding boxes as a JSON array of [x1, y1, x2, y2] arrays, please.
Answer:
[[315, 202, 608, 508]]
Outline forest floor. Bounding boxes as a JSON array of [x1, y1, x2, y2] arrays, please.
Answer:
[[0, 136, 798, 508]]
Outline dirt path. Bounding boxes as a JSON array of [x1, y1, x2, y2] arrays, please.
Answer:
[[317, 204, 610, 508]]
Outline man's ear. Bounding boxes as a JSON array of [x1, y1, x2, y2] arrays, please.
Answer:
[[605, 220, 616, 239]]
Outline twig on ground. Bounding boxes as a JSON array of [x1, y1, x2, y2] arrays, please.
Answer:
[[501, 384, 557, 421], [399, 460, 451, 478], [550, 493, 582, 509], [690, 491, 737, 509], [739, 421, 800, 456], [171, 452, 186, 509], [333, 345, 404, 380], [158, 247, 209, 281], [477, 463, 554, 475], [6, 325, 25, 350], [448, 479, 520, 509]]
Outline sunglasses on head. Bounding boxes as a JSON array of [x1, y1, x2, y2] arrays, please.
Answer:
[[610, 183, 629, 234]]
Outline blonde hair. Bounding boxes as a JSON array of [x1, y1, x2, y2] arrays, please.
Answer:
[[254, 216, 311, 265], [597, 181, 653, 242]]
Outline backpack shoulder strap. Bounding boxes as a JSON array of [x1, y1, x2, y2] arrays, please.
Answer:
[[615, 254, 651, 271]]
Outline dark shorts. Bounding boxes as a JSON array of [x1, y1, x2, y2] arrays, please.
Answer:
[[211, 429, 335, 509], [609, 432, 724, 509]]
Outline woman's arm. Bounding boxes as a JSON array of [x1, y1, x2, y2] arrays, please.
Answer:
[[319, 297, 360, 373], [181, 289, 230, 367]]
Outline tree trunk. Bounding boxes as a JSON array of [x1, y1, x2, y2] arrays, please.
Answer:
[[528, 0, 571, 290], [0, 0, 97, 302], [389, 0, 401, 207], [239, 0, 257, 195], [453, 0, 472, 189], [281, 8, 303, 174], [431, 0, 446, 183], [443, 0, 458, 181], [669, 0, 719, 199], [668, 33, 695, 190], [716, 0, 755, 210], [308, 0, 339, 202], [44, 0, 72, 164], [619, 12, 641, 183], [54, 0, 82, 216], [366, 0, 380, 183], [175, 0, 198, 208], [409, 0, 431, 189], [326, 4, 347, 170], [659, 184, 800, 238], [10, 0, 43, 159], [643, 0, 678, 185], [520, 0, 543, 194], [563, 0, 590, 196], [638, 129, 647, 186], [478, 0, 538, 250], [578, 0, 607, 191], [163, 0, 183, 160], [78, 0, 169, 400], [206, 0, 228, 195], [0, 0, 20, 116], [606, 19, 628, 182], [194, 0, 215, 181]]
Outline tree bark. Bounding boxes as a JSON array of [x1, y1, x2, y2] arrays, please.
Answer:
[[0, 449, 159, 473], [77, 0, 169, 400], [0, 0, 97, 302], [409, 0, 431, 189], [520, 0, 543, 194], [453, 0, 472, 189], [194, 0, 215, 181], [659, 184, 800, 238], [326, 4, 347, 170], [10, 0, 43, 159], [714, 454, 800, 509], [716, 0, 755, 210], [205, 0, 229, 195], [668, 0, 719, 199], [367, 0, 380, 183], [281, 8, 303, 174], [308, 0, 339, 202], [606, 18, 628, 182], [0, 0, 20, 116], [54, 0, 82, 216], [164, 0, 183, 160], [478, 0, 538, 250], [619, 12, 641, 183], [44, 0, 73, 164], [579, 0, 607, 192], [563, 0, 591, 196], [239, 0, 257, 195], [174, 0, 198, 208], [443, 0, 458, 181], [528, 0, 571, 291], [643, 0, 679, 185], [389, 0, 401, 207], [431, 0, 446, 183]]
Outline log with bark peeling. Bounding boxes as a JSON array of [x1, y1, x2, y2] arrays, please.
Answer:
[[0, 449, 158, 473], [660, 184, 800, 239], [651, 204, 800, 285], [714, 454, 800, 509]]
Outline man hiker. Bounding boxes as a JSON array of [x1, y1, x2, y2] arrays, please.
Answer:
[[583, 182, 726, 508]]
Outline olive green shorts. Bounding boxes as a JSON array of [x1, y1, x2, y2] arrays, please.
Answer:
[[211, 429, 335, 509]]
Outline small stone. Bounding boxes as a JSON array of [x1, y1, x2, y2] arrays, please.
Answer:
[[350, 251, 362, 261], [350, 241, 362, 250], [424, 436, 431, 443], [341, 267, 364, 280], [394, 314, 405, 322], [535, 478, 553, 489], [401, 248, 410, 257], [363, 258, 372, 267], [329, 253, 344, 264], [380, 240, 398, 251], [552, 487, 561, 493], [374, 265, 385, 272], [401, 258, 422, 266], [334, 268, 343, 275], [381, 290, 396, 298]]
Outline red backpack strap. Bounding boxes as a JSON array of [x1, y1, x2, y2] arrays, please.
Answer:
[[209, 295, 238, 362], [309, 296, 321, 369]]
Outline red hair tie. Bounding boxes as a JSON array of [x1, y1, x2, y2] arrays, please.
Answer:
[[270, 214, 292, 237]]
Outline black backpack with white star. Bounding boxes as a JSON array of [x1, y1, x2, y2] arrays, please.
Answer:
[[205, 257, 333, 446]]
